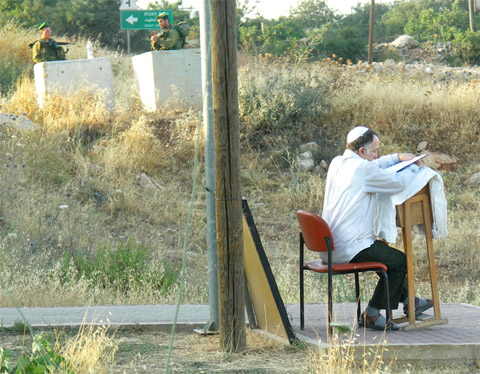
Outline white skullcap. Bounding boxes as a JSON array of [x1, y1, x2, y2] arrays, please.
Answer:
[[347, 126, 370, 144]]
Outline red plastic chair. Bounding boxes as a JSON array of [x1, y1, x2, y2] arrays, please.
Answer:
[[296, 210, 392, 335]]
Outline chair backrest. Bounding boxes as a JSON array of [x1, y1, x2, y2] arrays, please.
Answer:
[[296, 210, 335, 252]]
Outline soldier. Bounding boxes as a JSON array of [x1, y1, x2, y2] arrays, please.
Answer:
[[150, 13, 183, 51], [31, 22, 66, 63]]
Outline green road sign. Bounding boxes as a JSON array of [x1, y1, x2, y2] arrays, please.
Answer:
[[120, 9, 173, 30]]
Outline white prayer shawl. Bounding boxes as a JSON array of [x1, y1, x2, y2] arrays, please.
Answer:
[[374, 167, 448, 243]]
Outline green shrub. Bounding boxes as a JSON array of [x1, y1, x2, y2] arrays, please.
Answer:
[[23, 136, 71, 187], [0, 334, 72, 374], [238, 59, 329, 149], [0, 58, 32, 96], [451, 30, 480, 65], [60, 238, 179, 295]]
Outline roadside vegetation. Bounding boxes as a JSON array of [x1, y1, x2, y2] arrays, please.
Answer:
[[2, 18, 480, 312], [2, 0, 480, 65], [1, 11, 480, 372]]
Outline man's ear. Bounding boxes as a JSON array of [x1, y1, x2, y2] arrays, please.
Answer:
[[358, 147, 366, 158]]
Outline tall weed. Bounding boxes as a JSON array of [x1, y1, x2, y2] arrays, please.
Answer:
[[0, 22, 34, 96], [59, 239, 179, 295]]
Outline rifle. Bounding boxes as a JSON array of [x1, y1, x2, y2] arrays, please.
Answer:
[[29, 40, 75, 48]]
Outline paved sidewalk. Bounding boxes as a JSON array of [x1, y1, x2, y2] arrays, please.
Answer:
[[289, 302, 480, 364], [0, 304, 210, 332], [1, 302, 479, 364]]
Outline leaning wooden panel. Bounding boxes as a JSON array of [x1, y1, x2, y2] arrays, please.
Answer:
[[242, 199, 296, 344]]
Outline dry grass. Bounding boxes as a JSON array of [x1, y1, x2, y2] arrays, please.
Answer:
[[0, 326, 477, 373], [61, 322, 118, 373], [308, 330, 394, 374], [2, 26, 480, 371], [1, 50, 480, 309]]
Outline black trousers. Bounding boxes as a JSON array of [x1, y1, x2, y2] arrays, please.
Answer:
[[350, 240, 408, 310]]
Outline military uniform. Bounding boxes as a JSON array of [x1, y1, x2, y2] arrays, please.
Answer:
[[32, 39, 66, 63], [151, 27, 183, 51]]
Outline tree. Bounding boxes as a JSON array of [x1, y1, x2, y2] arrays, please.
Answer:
[[404, 0, 469, 41], [289, 0, 338, 30], [146, 0, 191, 24], [64, 0, 121, 45], [344, 2, 392, 41], [380, 0, 459, 38]]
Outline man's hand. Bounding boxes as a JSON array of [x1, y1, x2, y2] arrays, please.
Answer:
[[397, 153, 414, 162], [151, 34, 159, 42], [415, 160, 425, 168], [398, 153, 425, 168]]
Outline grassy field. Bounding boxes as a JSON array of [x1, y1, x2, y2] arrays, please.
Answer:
[[1, 24, 480, 372]]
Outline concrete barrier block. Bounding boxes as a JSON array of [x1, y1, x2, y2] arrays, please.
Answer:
[[34, 58, 115, 110], [132, 49, 202, 111]]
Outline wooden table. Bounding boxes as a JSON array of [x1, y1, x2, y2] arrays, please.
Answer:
[[394, 184, 448, 331]]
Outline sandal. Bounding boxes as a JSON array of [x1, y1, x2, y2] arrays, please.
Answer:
[[403, 297, 434, 317], [359, 312, 399, 331]]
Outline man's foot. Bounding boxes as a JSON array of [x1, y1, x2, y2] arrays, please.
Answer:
[[403, 297, 434, 317], [359, 312, 399, 331]]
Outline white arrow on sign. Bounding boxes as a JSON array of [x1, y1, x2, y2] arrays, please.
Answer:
[[126, 15, 139, 25]]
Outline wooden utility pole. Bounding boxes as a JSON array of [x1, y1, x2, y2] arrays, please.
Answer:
[[210, 0, 246, 352], [368, 0, 375, 64]]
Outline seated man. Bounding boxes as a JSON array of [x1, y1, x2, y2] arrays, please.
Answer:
[[150, 13, 184, 51], [31, 22, 66, 63], [321, 126, 433, 330]]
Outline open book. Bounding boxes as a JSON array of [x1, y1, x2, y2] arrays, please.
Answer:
[[385, 154, 428, 173]]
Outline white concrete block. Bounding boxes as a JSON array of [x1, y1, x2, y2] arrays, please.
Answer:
[[132, 49, 202, 111], [34, 58, 114, 110]]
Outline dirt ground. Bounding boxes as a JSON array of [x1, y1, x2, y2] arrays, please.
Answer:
[[113, 329, 311, 373], [1, 326, 478, 373], [0, 327, 311, 373]]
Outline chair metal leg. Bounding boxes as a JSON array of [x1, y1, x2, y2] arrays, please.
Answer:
[[355, 272, 361, 324], [300, 267, 305, 330], [379, 269, 391, 329], [300, 233, 305, 330], [328, 271, 333, 337]]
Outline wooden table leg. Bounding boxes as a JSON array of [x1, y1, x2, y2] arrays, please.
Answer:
[[422, 196, 442, 319], [403, 200, 416, 325]]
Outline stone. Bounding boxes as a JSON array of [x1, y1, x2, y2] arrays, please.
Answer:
[[319, 159, 328, 169], [417, 141, 428, 152], [391, 35, 419, 49], [137, 173, 166, 190], [383, 59, 397, 69], [0, 113, 39, 131], [299, 142, 319, 153], [468, 172, 480, 185], [422, 151, 458, 171], [313, 165, 326, 175], [373, 64, 383, 73], [297, 151, 314, 172]]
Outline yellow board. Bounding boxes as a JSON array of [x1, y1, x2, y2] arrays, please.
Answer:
[[242, 200, 296, 343]]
